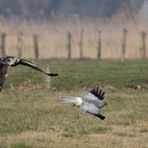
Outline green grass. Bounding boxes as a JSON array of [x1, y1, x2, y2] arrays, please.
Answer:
[[5, 59, 148, 90], [49, 59, 148, 90], [0, 59, 148, 148]]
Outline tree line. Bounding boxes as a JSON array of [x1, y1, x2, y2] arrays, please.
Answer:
[[0, 0, 144, 20]]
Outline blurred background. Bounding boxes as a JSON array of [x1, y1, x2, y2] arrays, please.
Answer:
[[0, 0, 148, 59]]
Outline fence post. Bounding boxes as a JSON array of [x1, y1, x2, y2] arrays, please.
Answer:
[[140, 31, 146, 59], [79, 29, 84, 59], [67, 31, 72, 60], [33, 34, 39, 60], [16, 32, 23, 58], [45, 65, 51, 89], [121, 29, 127, 61], [0, 33, 6, 56], [97, 30, 102, 60]]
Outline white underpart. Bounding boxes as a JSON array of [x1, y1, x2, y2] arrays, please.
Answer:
[[75, 97, 83, 106]]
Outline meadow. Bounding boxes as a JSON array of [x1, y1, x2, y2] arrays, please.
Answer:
[[0, 59, 147, 148]]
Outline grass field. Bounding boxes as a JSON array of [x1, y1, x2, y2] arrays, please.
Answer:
[[0, 59, 148, 148]]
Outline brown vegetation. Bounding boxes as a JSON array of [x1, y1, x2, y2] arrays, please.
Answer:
[[0, 17, 148, 59]]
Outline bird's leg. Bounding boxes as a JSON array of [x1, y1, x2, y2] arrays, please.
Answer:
[[72, 104, 76, 107]]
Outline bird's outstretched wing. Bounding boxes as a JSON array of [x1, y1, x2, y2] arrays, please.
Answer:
[[89, 87, 105, 100], [0, 56, 58, 77], [18, 59, 58, 77], [0, 63, 10, 91], [82, 92, 107, 109], [81, 103, 105, 120]]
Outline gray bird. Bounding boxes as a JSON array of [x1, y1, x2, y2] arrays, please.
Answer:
[[59, 87, 107, 120], [0, 56, 58, 91]]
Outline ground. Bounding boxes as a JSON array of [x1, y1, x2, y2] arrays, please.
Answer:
[[0, 59, 147, 148]]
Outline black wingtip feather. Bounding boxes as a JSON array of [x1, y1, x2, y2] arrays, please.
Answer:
[[47, 73, 58, 77], [89, 112, 105, 120], [89, 87, 105, 100], [97, 115, 105, 120], [101, 92, 105, 98]]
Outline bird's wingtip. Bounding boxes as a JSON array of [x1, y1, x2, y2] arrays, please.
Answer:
[[47, 73, 58, 77], [89, 87, 105, 100], [97, 115, 105, 120]]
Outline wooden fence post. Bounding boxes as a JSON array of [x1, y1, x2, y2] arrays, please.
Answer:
[[33, 34, 39, 60], [121, 29, 127, 61], [79, 29, 84, 59], [67, 31, 72, 60], [0, 33, 6, 56], [97, 30, 102, 60], [16, 32, 23, 58], [140, 31, 146, 59]]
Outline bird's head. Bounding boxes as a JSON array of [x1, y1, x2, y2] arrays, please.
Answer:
[[8, 57, 20, 66], [0, 56, 20, 66]]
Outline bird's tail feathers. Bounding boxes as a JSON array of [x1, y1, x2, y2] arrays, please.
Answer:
[[59, 96, 81, 105]]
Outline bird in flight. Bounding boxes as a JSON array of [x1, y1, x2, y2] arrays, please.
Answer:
[[0, 56, 58, 91], [59, 87, 107, 120]]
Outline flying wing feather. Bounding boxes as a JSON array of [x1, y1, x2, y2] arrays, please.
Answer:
[[82, 92, 107, 108], [19, 59, 58, 77], [89, 87, 105, 100], [82, 92, 99, 103], [81, 103, 105, 120]]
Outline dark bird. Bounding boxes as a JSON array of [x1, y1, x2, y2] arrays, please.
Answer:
[[59, 87, 107, 120], [0, 56, 58, 91]]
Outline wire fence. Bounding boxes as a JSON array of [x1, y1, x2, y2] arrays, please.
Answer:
[[0, 28, 147, 60]]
